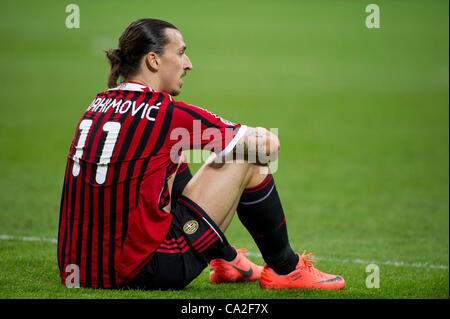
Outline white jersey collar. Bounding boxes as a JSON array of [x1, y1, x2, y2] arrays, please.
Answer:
[[109, 81, 155, 92]]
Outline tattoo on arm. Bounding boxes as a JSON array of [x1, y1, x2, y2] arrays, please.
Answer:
[[246, 128, 265, 138]]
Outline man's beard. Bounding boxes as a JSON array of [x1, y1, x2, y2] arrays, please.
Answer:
[[170, 83, 182, 96]]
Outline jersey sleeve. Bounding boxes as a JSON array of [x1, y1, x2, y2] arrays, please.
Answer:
[[168, 100, 247, 157]]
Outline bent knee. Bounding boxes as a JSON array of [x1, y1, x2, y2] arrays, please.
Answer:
[[246, 164, 270, 188]]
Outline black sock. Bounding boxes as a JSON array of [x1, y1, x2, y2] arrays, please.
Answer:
[[237, 174, 298, 275], [211, 245, 237, 262]]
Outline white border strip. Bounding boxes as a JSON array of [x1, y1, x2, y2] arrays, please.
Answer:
[[239, 185, 275, 205], [218, 125, 248, 157], [1, 234, 448, 270]]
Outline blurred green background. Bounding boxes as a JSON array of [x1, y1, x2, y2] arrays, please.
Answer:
[[0, 0, 448, 298]]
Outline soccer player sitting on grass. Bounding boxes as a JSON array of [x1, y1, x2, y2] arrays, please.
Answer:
[[57, 18, 345, 290]]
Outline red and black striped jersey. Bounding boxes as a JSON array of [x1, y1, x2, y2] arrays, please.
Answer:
[[57, 81, 247, 288]]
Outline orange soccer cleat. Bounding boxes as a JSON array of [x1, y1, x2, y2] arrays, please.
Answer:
[[209, 248, 263, 283], [259, 250, 345, 290]]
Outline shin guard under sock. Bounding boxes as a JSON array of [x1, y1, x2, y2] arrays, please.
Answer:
[[237, 174, 298, 275]]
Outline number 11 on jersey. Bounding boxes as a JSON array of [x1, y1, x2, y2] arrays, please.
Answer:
[[72, 119, 121, 185]]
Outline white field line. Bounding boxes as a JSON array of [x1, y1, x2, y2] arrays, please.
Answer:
[[0, 234, 57, 244], [1, 234, 448, 270], [242, 253, 449, 270]]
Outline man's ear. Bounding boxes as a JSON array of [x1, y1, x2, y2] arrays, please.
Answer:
[[145, 52, 160, 71]]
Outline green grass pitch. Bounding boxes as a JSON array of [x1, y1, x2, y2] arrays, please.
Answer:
[[0, 0, 448, 299]]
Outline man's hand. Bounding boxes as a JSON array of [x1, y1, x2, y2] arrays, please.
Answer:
[[234, 126, 280, 165]]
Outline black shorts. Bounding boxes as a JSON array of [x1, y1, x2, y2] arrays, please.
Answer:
[[124, 167, 230, 290]]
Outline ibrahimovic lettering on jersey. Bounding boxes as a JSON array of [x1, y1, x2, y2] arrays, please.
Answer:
[[57, 81, 247, 288]]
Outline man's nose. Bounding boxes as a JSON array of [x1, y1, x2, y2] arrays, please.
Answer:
[[184, 55, 193, 70]]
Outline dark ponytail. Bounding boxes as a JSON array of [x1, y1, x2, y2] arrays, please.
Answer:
[[105, 49, 122, 88], [105, 18, 178, 88]]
